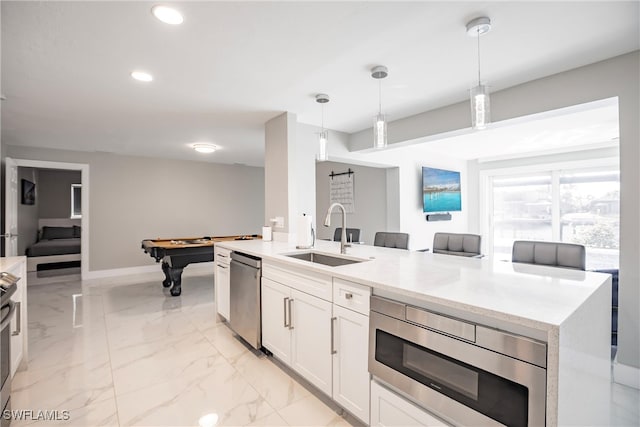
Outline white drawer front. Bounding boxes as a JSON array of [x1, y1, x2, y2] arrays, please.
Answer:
[[263, 262, 332, 301], [215, 246, 232, 264], [333, 278, 370, 315]]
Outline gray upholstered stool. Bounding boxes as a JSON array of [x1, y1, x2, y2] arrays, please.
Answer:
[[511, 240, 586, 270], [373, 232, 409, 250], [432, 232, 482, 257], [333, 228, 361, 243]]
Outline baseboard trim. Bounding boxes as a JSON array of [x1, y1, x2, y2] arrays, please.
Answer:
[[83, 262, 214, 286], [613, 356, 640, 389]]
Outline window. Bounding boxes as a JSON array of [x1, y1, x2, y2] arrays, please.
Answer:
[[484, 162, 619, 270], [71, 184, 82, 219]]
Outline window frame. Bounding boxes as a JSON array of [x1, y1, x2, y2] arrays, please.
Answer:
[[479, 157, 619, 264]]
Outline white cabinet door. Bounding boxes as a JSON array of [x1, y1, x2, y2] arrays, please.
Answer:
[[370, 381, 450, 427], [261, 277, 292, 364], [290, 288, 333, 396], [215, 261, 231, 320], [9, 274, 24, 377], [332, 305, 370, 423]]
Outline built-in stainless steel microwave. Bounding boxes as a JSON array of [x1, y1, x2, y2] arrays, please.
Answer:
[[369, 296, 547, 426]]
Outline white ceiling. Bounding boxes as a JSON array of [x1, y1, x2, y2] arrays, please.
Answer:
[[2, 1, 638, 166]]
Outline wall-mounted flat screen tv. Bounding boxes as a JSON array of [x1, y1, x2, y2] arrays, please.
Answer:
[[422, 167, 461, 213]]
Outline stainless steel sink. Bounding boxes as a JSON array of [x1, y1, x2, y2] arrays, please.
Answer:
[[284, 251, 367, 267]]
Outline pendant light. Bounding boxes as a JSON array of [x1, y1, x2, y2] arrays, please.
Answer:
[[371, 65, 388, 149], [316, 94, 330, 161], [467, 17, 492, 130]]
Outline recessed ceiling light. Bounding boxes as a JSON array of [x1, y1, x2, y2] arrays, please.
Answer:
[[192, 143, 218, 154], [152, 5, 184, 25], [131, 71, 153, 82]]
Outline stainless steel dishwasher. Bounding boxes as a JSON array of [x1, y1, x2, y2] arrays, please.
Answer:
[[229, 251, 262, 350]]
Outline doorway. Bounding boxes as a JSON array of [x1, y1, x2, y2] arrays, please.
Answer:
[[5, 158, 89, 281]]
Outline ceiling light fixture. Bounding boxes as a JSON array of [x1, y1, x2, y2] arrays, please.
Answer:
[[315, 94, 330, 162], [151, 5, 184, 25], [192, 143, 218, 154], [467, 16, 492, 130], [131, 71, 153, 82], [371, 65, 388, 149]]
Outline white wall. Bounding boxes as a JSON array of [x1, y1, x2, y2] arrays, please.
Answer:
[[349, 51, 640, 377], [264, 112, 296, 234], [385, 168, 400, 231], [315, 161, 388, 245], [37, 169, 81, 219], [294, 123, 320, 228], [4, 145, 265, 272], [325, 132, 469, 251], [394, 155, 468, 251]]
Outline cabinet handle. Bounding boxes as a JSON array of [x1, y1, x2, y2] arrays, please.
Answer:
[[344, 292, 353, 300], [283, 297, 289, 328], [12, 301, 21, 336], [331, 317, 337, 355], [288, 299, 294, 330]]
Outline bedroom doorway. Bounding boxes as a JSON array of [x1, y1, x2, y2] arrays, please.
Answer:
[[5, 158, 89, 282]]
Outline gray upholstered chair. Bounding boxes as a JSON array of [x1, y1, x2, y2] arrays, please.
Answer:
[[432, 232, 482, 257], [333, 228, 361, 243], [373, 232, 409, 250], [511, 240, 586, 270]]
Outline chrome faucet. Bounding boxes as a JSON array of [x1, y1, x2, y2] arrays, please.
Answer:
[[324, 202, 349, 254]]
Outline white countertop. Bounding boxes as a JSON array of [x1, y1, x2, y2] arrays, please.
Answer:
[[217, 239, 610, 332]]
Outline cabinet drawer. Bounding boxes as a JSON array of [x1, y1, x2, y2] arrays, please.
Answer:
[[215, 246, 231, 264], [263, 262, 332, 301], [371, 380, 450, 427], [333, 278, 370, 315]]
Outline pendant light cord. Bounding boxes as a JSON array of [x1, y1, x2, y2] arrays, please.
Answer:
[[321, 103, 324, 132], [378, 79, 382, 114], [477, 28, 482, 86]]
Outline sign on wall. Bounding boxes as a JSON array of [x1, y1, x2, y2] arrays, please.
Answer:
[[329, 170, 355, 213]]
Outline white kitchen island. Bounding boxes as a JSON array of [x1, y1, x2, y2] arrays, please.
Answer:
[[216, 239, 612, 426]]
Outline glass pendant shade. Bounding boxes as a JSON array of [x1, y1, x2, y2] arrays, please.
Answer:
[[315, 93, 330, 162], [374, 113, 387, 149], [467, 17, 492, 130], [470, 83, 490, 130], [371, 65, 389, 149], [318, 130, 329, 161]]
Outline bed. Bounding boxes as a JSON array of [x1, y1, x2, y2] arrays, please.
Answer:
[[26, 219, 81, 272]]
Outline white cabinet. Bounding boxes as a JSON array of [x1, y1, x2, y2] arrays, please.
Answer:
[[260, 277, 333, 396], [261, 263, 371, 424], [214, 246, 231, 320], [371, 380, 450, 427], [332, 304, 370, 424], [261, 277, 292, 363], [290, 288, 332, 396], [4, 257, 28, 378]]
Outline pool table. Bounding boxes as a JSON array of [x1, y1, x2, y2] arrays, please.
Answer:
[[141, 235, 257, 296]]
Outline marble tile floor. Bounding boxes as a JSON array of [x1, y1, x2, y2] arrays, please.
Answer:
[[11, 274, 640, 426], [12, 275, 355, 427]]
